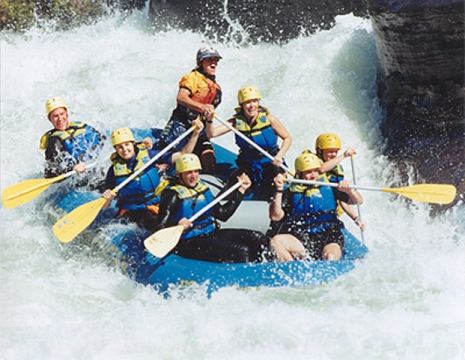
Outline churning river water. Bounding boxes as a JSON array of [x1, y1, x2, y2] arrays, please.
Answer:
[[1, 8, 464, 360]]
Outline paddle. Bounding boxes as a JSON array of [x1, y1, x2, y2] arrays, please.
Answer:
[[144, 181, 243, 257], [350, 156, 365, 243], [1, 163, 96, 209], [287, 178, 457, 205], [214, 116, 294, 175], [214, 116, 457, 205], [53, 127, 195, 244]]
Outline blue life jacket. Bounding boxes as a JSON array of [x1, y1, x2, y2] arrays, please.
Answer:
[[233, 107, 279, 162], [40, 121, 102, 162], [327, 164, 344, 183], [233, 107, 279, 184], [170, 180, 217, 240], [111, 146, 161, 212], [284, 176, 339, 234]]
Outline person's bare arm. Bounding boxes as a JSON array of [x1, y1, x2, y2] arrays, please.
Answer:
[[177, 88, 215, 119], [171, 118, 204, 163], [340, 201, 366, 230], [319, 148, 356, 173], [205, 118, 232, 138], [269, 173, 286, 221], [338, 180, 363, 205], [269, 114, 292, 166]]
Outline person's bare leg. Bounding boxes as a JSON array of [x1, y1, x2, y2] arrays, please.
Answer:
[[322, 243, 342, 261], [270, 234, 306, 262]]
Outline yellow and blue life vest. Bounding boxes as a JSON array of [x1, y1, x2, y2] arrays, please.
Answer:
[[40, 121, 102, 162], [327, 164, 344, 184], [322, 162, 345, 216], [111, 145, 161, 212], [232, 107, 280, 185], [170, 180, 216, 240], [233, 107, 279, 162], [284, 176, 339, 234]]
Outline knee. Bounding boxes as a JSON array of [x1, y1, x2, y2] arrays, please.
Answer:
[[269, 235, 282, 250], [269, 235, 295, 262], [322, 243, 342, 261]]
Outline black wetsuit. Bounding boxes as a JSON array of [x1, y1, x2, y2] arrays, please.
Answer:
[[154, 180, 268, 263]]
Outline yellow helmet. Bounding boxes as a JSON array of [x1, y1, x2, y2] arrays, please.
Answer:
[[315, 133, 342, 150], [300, 148, 313, 155], [238, 86, 261, 105], [45, 97, 67, 117], [295, 152, 322, 173], [176, 153, 202, 174], [111, 128, 135, 147]]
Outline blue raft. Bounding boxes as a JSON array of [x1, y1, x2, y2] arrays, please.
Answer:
[[54, 128, 368, 294], [135, 229, 366, 293]]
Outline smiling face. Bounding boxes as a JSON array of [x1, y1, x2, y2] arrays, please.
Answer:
[[241, 99, 260, 120], [321, 148, 339, 161], [201, 57, 219, 77], [179, 170, 200, 188], [48, 107, 69, 131], [115, 141, 136, 160]]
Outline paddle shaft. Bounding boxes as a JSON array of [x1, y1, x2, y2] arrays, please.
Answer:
[[350, 156, 365, 243], [53, 161, 97, 181], [189, 181, 243, 222], [288, 178, 385, 192], [57, 161, 97, 181], [5, 162, 97, 200], [214, 116, 293, 175], [113, 127, 194, 192]]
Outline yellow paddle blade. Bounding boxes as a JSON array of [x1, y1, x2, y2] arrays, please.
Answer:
[[53, 197, 107, 243], [144, 225, 184, 258], [382, 184, 457, 205], [1, 175, 64, 209]]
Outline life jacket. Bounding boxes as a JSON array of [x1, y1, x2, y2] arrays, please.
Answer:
[[40, 121, 102, 162], [232, 107, 279, 185], [284, 176, 339, 234], [323, 163, 345, 216], [327, 164, 344, 184], [233, 107, 279, 161], [111, 145, 161, 212], [173, 70, 222, 122], [313, 156, 345, 216], [170, 180, 216, 240]]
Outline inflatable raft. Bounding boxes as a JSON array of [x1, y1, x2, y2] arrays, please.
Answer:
[[53, 128, 368, 294]]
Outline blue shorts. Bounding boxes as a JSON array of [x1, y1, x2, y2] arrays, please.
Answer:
[[160, 116, 213, 156]]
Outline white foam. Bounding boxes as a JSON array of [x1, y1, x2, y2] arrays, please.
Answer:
[[1, 11, 464, 359]]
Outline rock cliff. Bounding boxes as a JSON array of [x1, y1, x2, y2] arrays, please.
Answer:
[[149, 0, 464, 205]]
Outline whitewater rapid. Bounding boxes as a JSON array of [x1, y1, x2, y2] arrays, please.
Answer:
[[1, 9, 464, 360]]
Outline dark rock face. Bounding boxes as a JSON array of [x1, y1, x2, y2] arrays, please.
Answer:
[[370, 0, 464, 140], [369, 0, 464, 205], [149, 0, 368, 43], [149, 0, 464, 205]]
